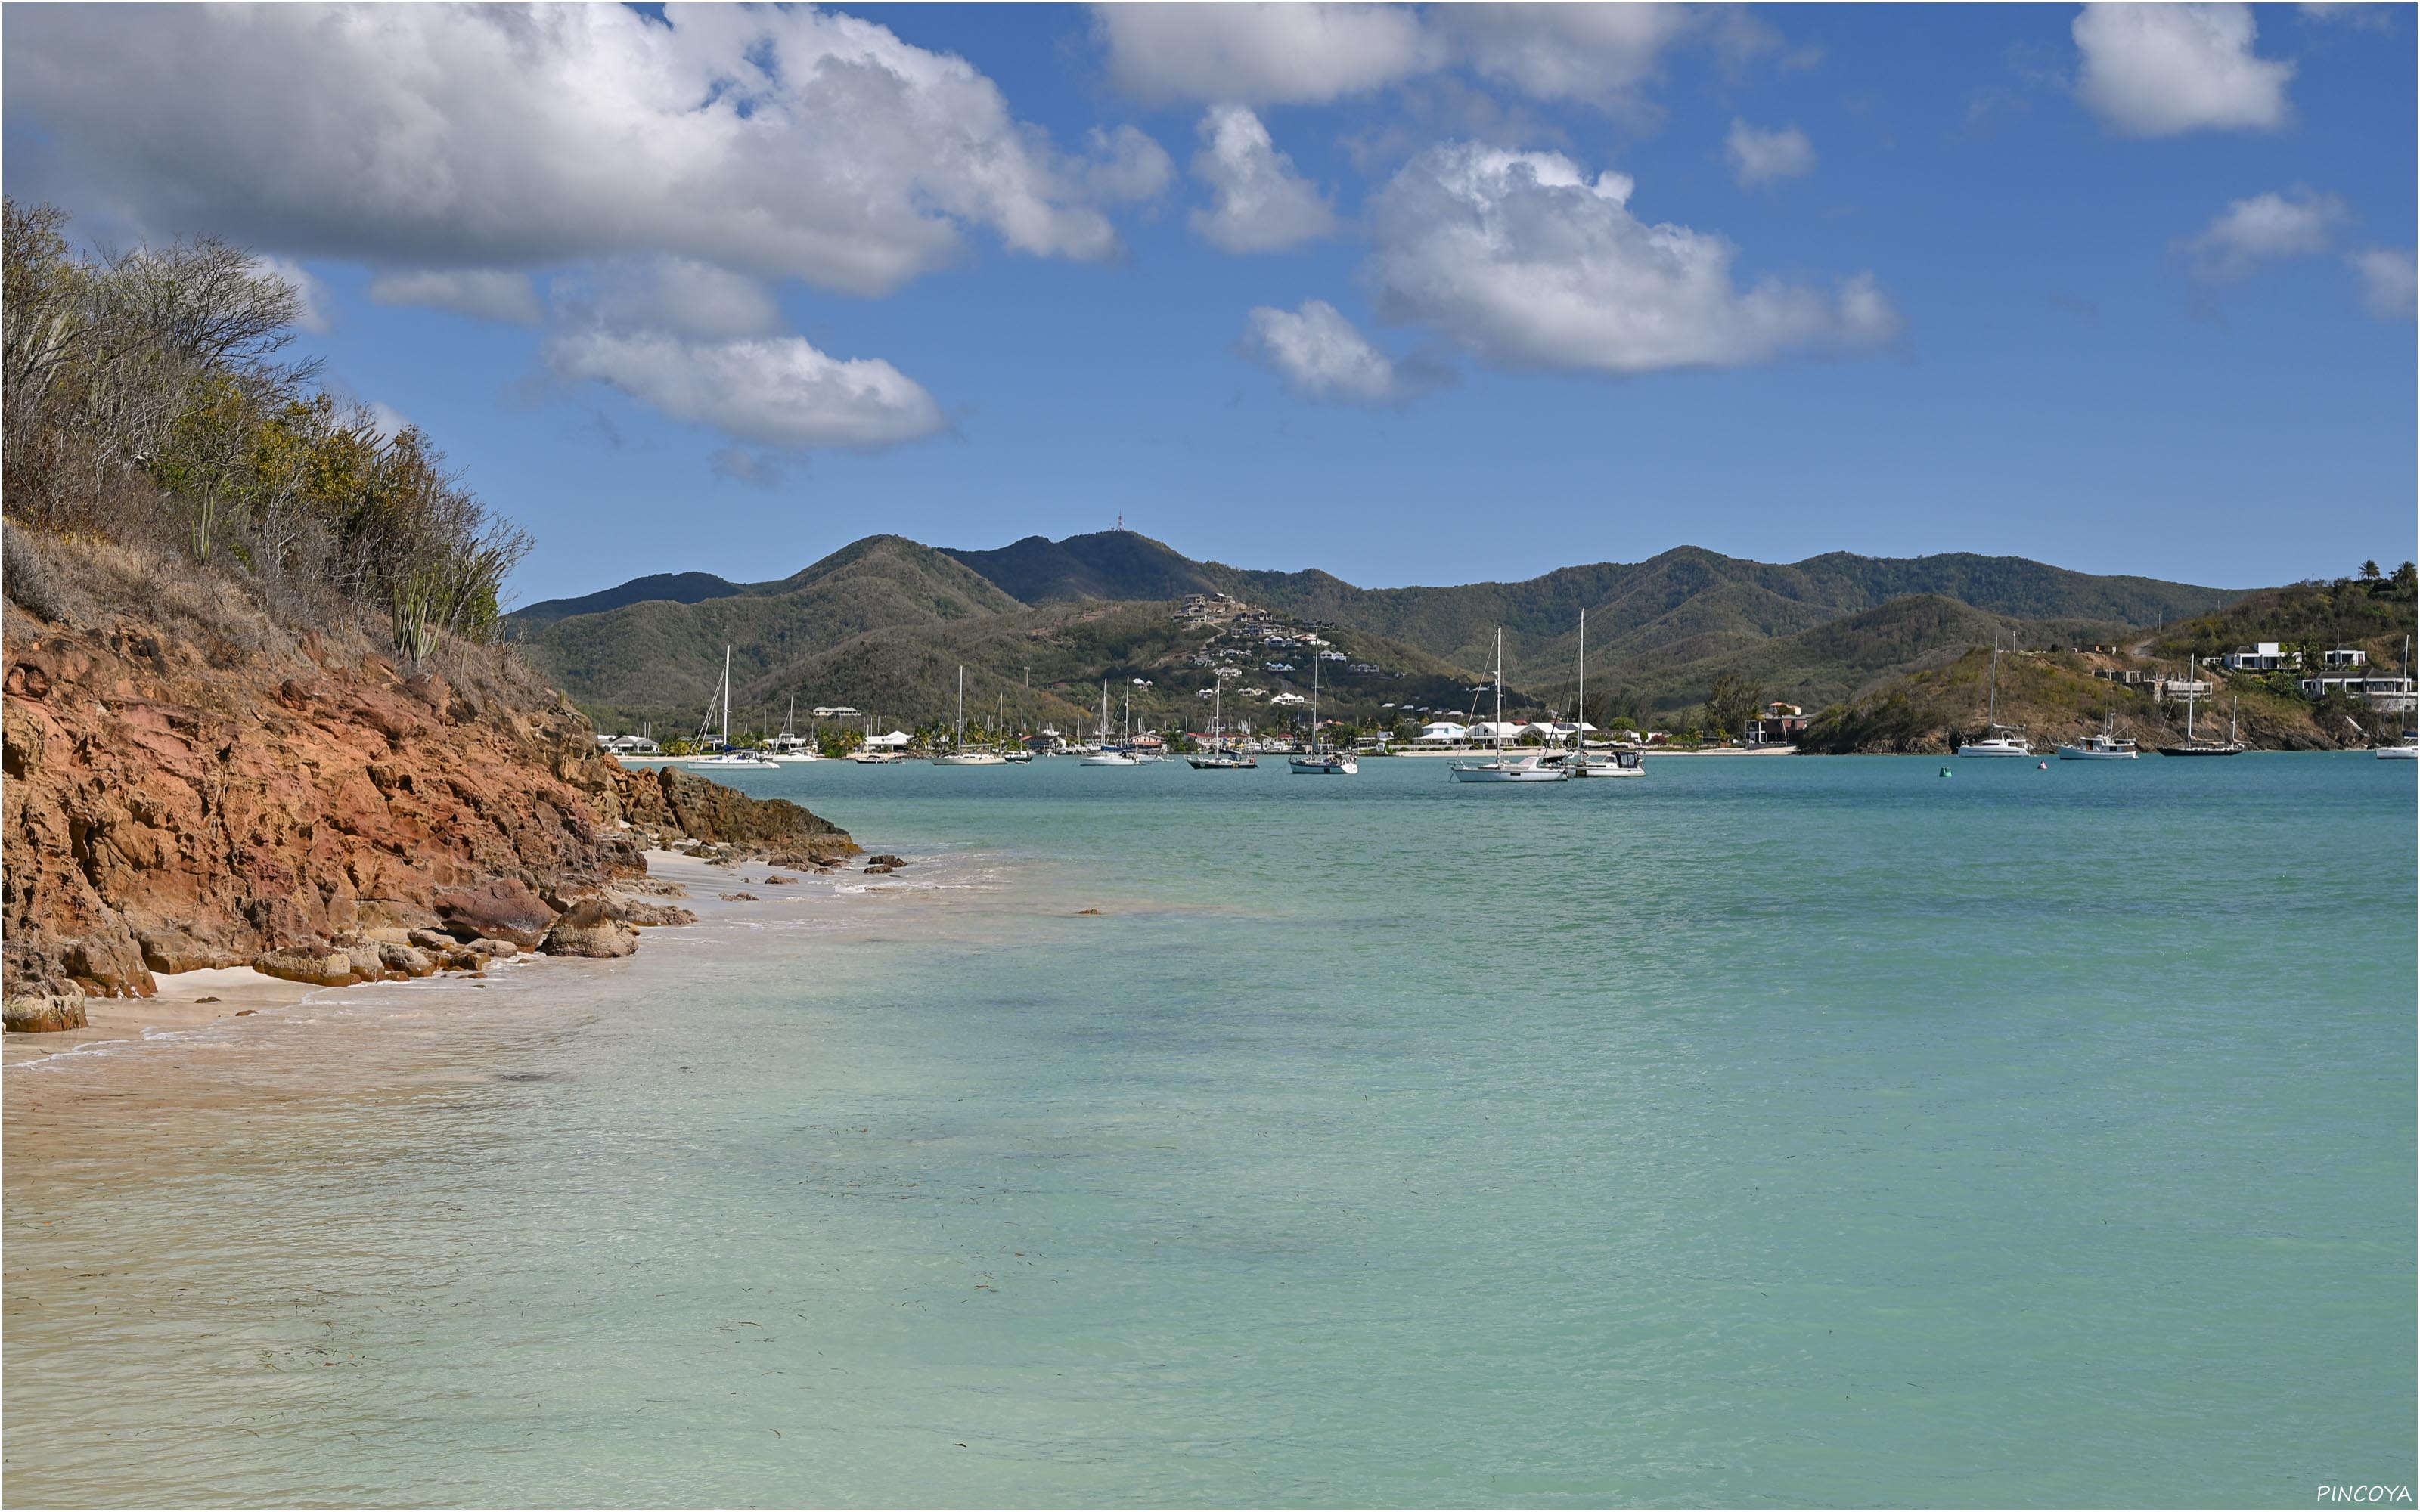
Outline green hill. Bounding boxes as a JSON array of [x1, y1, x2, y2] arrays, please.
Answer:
[[510, 530, 2254, 740]]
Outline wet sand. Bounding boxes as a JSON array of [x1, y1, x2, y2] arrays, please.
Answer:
[[1, 966, 322, 1070]]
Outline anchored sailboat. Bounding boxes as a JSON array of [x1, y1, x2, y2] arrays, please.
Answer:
[[1565, 606, 1644, 779], [932, 666, 1008, 766], [1956, 638, 2032, 757], [684, 646, 777, 769], [1289, 643, 1357, 774], [1452, 630, 1569, 782]]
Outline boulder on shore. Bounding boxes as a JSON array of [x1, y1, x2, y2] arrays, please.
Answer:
[[540, 897, 639, 958], [433, 879, 560, 948], [4, 990, 88, 1033], [253, 948, 361, 988]]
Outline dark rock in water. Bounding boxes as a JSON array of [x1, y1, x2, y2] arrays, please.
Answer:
[[234, 1009, 256, 1016], [863, 864, 895, 875], [433, 878, 560, 949], [762, 874, 797, 885], [539, 897, 639, 958], [866, 854, 907, 868], [1075, 908, 1103, 916], [498, 1071, 551, 1083], [4, 991, 88, 1033], [194, 995, 219, 1004], [719, 891, 759, 903], [616, 764, 859, 863], [612, 897, 697, 928]]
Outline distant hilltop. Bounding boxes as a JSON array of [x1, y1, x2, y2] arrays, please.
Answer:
[[507, 531, 2246, 738]]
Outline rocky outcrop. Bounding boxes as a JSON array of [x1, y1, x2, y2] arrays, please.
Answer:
[[608, 763, 858, 863], [2, 565, 857, 1012]]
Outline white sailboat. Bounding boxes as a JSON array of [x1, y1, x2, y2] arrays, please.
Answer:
[[1956, 638, 2033, 757], [2158, 658, 2244, 756], [1289, 641, 1357, 774], [2378, 636, 2417, 760], [1080, 679, 1137, 766], [1452, 630, 1570, 782], [684, 646, 777, 769], [1565, 606, 1645, 779], [932, 666, 1008, 765], [764, 696, 820, 762], [1189, 675, 1256, 768]]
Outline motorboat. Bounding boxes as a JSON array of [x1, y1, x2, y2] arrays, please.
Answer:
[[1566, 748, 1646, 778], [1956, 638, 2033, 756], [1452, 630, 1571, 783], [2058, 711, 2139, 760]]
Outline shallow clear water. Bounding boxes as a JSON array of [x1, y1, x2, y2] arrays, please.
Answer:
[[6, 754, 2413, 1507]]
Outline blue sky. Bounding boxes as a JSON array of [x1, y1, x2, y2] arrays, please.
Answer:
[[6, 3, 2412, 603]]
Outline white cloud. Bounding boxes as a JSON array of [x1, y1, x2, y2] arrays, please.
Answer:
[[1440, 5, 1699, 113], [2073, 4, 2294, 136], [1094, 4, 1442, 104], [1365, 142, 1898, 376], [1243, 300, 1397, 401], [3, 5, 1165, 297], [2350, 247, 2417, 321], [544, 330, 945, 452], [1189, 107, 1336, 253], [2183, 188, 2347, 278], [1726, 119, 1817, 186], [244, 254, 332, 333], [557, 257, 783, 341], [361, 401, 412, 442], [369, 268, 544, 326]]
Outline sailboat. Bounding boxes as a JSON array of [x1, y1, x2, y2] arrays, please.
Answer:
[[1564, 606, 1645, 779], [1452, 630, 1570, 782], [2158, 658, 2244, 756], [1956, 638, 2032, 756], [1189, 675, 1257, 768], [2057, 707, 2139, 760], [684, 646, 777, 769], [932, 666, 1008, 765], [1080, 679, 1137, 766], [2378, 636, 2417, 760], [764, 696, 820, 762], [1289, 643, 1357, 774]]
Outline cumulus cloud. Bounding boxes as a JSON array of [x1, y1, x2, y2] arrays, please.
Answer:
[[2073, 4, 2294, 136], [2182, 188, 2347, 279], [1440, 5, 1700, 114], [1366, 143, 1898, 376], [1243, 300, 1398, 400], [2, 5, 1165, 298], [1726, 119, 1817, 185], [369, 268, 544, 326], [555, 258, 784, 342], [246, 255, 332, 333], [1094, 4, 1442, 104], [2350, 247, 2417, 321], [1189, 107, 1336, 253], [361, 401, 412, 442], [545, 330, 945, 452]]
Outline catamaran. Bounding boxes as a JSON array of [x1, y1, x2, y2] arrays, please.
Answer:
[[1956, 638, 2033, 757], [764, 697, 819, 762], [932, 666, 1008, 765], [1289, 642, 1357, 774], [1451, 630, 1570, 782], [2058, 708, 2139, 760], [684, 646, 777, 769], [1563, 606, 1645, 779], [2378, 636, 2417, 760]]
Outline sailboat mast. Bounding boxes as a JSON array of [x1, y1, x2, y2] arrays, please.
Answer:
[[721, 646, 732, 748], [1495, 629, 1505, 758], [1577, 607, 1586, 748], [954, 665, 965, 751]]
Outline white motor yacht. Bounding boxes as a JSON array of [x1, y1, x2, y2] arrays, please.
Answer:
[[2058, 711, 2139, 760]]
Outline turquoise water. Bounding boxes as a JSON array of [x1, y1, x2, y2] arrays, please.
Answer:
[[5, 754, 2413, 1506]]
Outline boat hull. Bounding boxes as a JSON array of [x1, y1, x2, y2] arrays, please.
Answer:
[[2055, 747, 2138, 760], [1956, 744, 2034, 758], [930, 754, 1009, 766], [1450, 763, 1570, 782], [2158, 745, 2245, 757], [1289, 758, 1358, 774]]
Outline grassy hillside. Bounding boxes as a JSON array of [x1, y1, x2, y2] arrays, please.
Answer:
[[512, 528, 2266, 742]]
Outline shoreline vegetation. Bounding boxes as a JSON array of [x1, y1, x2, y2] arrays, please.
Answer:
[[2, 202, 862, 1040]]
